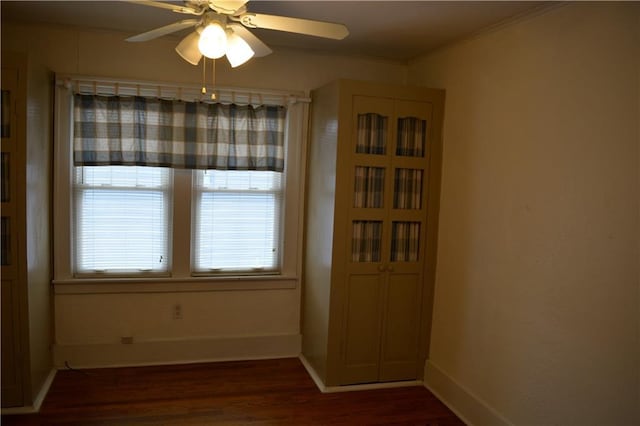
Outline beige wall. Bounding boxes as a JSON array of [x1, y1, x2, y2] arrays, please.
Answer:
[[409, 3, 640, 425], [1, 23, 406, 92], [1, 21, 407, 367]]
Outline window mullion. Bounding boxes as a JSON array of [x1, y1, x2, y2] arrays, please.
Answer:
[[171, 169, 193, 278]]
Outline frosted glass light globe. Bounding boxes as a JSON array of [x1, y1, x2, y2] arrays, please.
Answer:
[[176, 32, 202, 65], [226, 32, 254, 68], [198, 23, 227, 59]]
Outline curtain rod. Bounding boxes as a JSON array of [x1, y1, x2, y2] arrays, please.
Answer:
[[55, 74, 311, 106]]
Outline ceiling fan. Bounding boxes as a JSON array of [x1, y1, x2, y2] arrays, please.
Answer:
[[125, 0, 349, 68]]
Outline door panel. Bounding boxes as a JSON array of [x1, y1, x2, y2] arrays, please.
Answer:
[[340, 273, 383, 384], [1, 280, 22, 407], [379, 272, 422, 381]]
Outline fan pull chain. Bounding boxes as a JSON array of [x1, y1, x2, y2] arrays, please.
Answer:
[[200, 57, 217, 100], [201, 57, 207, 95], [211, 59, 216, 100]]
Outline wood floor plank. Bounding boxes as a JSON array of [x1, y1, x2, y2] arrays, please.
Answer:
[[2, 358, 464, 425]]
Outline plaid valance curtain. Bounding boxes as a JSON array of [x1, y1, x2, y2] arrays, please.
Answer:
[[73, 94, 286, 172]]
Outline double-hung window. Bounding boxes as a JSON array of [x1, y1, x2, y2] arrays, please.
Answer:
[[73, 165, 172, 274], [56, 80, 303, 285], [193, 170, 282, 273]]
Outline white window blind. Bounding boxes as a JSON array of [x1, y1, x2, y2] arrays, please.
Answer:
[[193, 170, 282, 273], [73, 166, 172, 274]]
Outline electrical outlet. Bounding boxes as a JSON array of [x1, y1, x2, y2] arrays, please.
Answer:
[[173, 304, 183, 320]]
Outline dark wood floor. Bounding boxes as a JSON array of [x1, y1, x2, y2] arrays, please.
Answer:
[[2, 358, 464, 425]]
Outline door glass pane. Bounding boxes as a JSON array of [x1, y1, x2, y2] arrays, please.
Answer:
[[1, 153, 9, 202], [1, 217, 10, 266], [356, 113, 387, 155], [391, 221, 420, 262], [396, 117, 426, 157], [352, 221, 382, 262], [1, 90, 10, 138], [393, 168, 423, 209], [354, 166, 384, 208]]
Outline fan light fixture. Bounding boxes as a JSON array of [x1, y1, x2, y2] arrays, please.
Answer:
[[176, 26, 255, 68]]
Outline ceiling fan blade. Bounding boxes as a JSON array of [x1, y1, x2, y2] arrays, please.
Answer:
[[208, 0, 248, 15], [126, 19, 199, 42], [124, 0, 203, 16], [236, 13, 349, 40], [228, 23, 272, 57]]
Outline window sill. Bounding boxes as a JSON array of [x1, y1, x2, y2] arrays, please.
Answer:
[[53, 275, 298, 295]]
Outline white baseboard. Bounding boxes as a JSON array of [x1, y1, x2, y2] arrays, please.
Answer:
[[0, 405, 37, 415], [54, 334, 301, 369], [1, 368, 56, 415], [32, 368, 57, 411], [299, 354, 422, 393], [424, 360, 512, 426], [299, 354, 327, 391]]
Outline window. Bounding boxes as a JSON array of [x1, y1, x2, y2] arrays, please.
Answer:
[[73, 165, 172, 274], [54, 78, 306, 287], [193, 170, 282, 273]]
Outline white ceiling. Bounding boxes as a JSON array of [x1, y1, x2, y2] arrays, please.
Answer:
[[1, 1, 549, 61]]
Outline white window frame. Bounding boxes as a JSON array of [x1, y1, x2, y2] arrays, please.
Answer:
[[53, 76, 309, 293]]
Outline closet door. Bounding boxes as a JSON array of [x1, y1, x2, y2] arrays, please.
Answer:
[[379, 100, 432, 382], [1, 66, 24, 408], [339, 96, 433, 385], [340, 96, 393, 384]]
